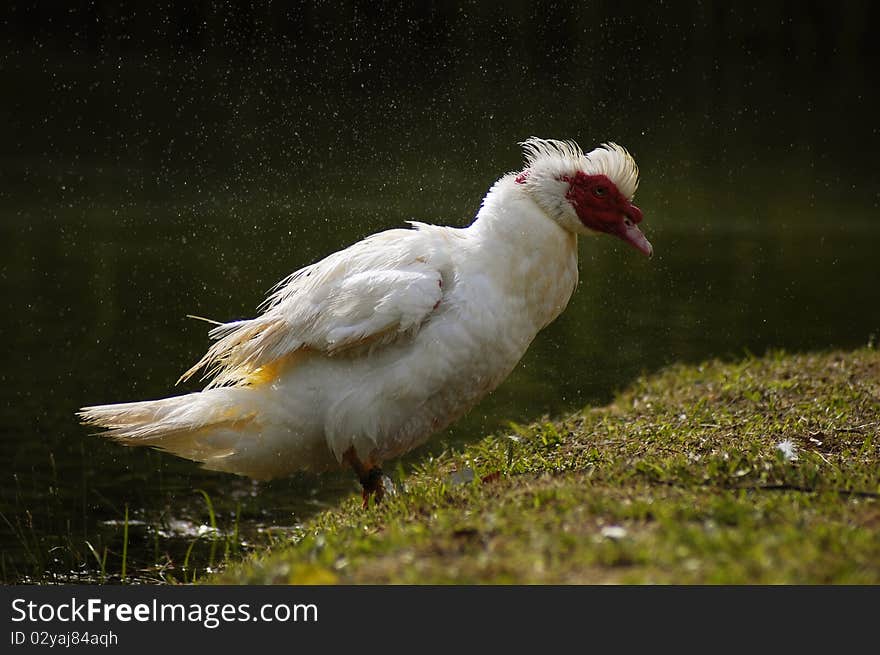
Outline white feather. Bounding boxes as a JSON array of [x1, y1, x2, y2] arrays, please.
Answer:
[[521, 137, 639, 199]]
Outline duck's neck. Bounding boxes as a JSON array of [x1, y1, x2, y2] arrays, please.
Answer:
[[467, 175, 580, 331]]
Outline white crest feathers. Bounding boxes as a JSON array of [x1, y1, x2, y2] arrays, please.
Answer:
[[519, 137, 639, 199]]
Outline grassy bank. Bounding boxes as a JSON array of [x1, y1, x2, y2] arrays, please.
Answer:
[[214, 347, 880, 584]]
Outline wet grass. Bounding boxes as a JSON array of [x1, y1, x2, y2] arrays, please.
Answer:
[[215, 347, 880, 584]]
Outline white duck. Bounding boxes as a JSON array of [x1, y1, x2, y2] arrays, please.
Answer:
[[79, 138, 651, 505]]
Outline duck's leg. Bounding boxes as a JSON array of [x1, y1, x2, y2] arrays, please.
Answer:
[[343, 448, 386, 509], [360, 467, 386, 508]]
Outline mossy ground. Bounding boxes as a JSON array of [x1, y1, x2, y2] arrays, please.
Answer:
[[214, 348, 880, 584]]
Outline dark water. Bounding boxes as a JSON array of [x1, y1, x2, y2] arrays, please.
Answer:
[[2, 3, 879, 583]]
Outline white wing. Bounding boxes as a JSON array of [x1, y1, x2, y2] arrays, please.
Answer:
[[179, 223, 452, 388]]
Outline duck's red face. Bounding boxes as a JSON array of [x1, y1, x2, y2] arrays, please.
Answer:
[[563, 171, 652, 257]]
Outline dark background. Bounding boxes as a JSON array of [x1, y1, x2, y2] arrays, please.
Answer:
[[4, 1, 878, 202]]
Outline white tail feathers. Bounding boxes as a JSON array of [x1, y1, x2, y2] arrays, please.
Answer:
[[78, 386, 338, 479], [78, 388, 261, 474]]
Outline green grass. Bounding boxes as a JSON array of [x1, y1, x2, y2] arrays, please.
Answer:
[[213, 347, 880, 584]]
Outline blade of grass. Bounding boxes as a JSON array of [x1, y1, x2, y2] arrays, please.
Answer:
[[121, 504, 129, 581], [84, 541, 108, 584], [183, 538, 200, 583], [196, 489, 218, 568], [224, 501, 241, 563]]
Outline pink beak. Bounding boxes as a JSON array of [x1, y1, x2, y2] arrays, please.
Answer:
[[618, 220, 653, 257], [615, 204, 653, 257]]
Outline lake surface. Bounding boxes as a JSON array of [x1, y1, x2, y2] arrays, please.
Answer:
[[2, 5, 878, 582]]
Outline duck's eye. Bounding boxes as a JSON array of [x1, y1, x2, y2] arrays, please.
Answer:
[[593, 186, 607, 197]]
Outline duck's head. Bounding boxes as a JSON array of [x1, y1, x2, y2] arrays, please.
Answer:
[[516, 137, 652, 257]]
